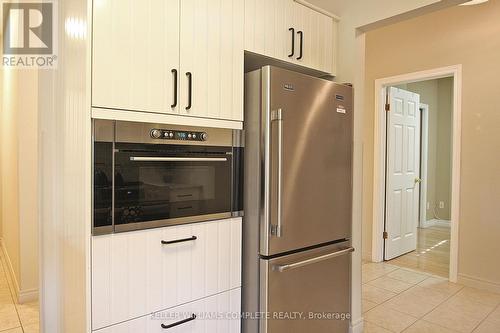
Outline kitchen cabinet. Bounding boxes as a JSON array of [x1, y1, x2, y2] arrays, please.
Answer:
[[94, 288, 241, 333], [91, 218, 242, 330], [92, 0, 244, 122], [244, 0, 337, 75]]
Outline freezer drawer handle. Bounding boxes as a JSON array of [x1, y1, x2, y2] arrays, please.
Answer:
[[161, 314, 197, 329], [130, 157, 227, 162], [161, 236, 197, 245], [274, 247, 354, 272]]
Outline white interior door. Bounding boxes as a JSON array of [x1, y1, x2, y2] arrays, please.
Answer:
[[385, 87, 421, 260]]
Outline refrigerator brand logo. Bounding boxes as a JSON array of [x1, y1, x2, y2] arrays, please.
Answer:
[[2, 0, 57, 68], [283, 83, 295, 91]]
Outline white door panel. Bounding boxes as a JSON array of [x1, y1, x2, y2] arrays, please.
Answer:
[[385, 87, 421, 260]]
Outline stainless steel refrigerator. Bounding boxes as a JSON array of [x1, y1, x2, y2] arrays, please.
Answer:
[[243, 66, 354, 333]]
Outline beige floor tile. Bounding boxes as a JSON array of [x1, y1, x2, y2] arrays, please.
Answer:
[[0, 303, 22, 331], [454, 287, 500, 307], [364, 304, 418, 333], [364, 320, 393, 333], [423, 295, 494, 333], [403, 320, 459, 333], [16, 301, 40, 326], [472, 320, 500, 333], [363, 284, 397, 304], [385, 285, 451, 317], [368, 276, 414, 293], [363, 263, 399, 283], [23, 323, 40, 333], [484, 305, 500, 324], [418, 277, 464, 297], [387, 268, 429, 284], [0, 327, 23, 333], [363, 299, 378, 313]]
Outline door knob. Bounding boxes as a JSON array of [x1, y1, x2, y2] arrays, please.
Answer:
[[415, 178, 423, 184]]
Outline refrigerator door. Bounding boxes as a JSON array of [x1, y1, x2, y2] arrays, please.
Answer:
[[262, 66, 353, 256], [260, 242, 352, 333]]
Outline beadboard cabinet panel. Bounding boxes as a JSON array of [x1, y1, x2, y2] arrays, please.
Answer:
[[94, 288, 241, 333], [244, 0, 337, 75], [92, 0, 244, 122], [91, 218, 242, 330], [92, 0, 180, 114], [179, 0, 244, 121], [244, 0, 293, 61]]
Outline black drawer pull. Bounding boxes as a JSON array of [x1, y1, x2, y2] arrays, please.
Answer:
[[288, 27, 295, 57], [161, 236, 197, 245], [186, 72, 192, 110], [161, 314, 197, 329], [171, 69, 178, 108], [297, 31, 303, 60]]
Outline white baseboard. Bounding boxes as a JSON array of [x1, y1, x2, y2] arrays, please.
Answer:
[[458, 273, 500, 294], [0, 238, 39, 303], [19, 288, 39, 303], [350, 318, 364, 333], [422, 219, 451, 228]]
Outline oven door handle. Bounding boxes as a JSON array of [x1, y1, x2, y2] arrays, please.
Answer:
[[129, 157, 228, 162]]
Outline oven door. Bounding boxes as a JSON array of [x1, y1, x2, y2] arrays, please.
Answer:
[[113, 145, 233, 232]]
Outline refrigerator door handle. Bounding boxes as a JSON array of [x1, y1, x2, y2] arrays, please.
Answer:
[[271, 108, 284, 237], [274, 247, 354, 272]]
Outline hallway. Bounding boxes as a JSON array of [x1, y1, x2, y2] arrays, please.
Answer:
[[0, 250, 39, 333]]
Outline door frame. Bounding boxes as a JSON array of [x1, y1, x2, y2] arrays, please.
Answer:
[[371, 65, 462, 282], [419, 103, 429, 229]]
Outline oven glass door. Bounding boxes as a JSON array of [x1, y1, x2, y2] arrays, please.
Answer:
[[114, 144, 232, 232]]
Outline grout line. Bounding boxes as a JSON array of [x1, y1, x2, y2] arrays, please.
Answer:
[[470, 303, 500, 333], [0, 252, 24, 331]]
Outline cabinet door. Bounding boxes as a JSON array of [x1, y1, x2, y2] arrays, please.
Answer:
[[292, 2, 336, 74], [92, 0, 180, 114], [179, 0, 244, 121], [244, 0, 294, 61]]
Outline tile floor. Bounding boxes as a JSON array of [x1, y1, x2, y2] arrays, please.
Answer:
[[389, 225, 451, 278], [363, 262, 500, 333], [0, 250, 39, 333]]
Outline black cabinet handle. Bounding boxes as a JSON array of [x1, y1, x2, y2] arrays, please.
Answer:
[[161, 236, 197, 245], [161, 314, 197, 329], [297, 31, 303, 60], [288, 28, 295, 57], [171, 69, 178, 108], [186, 72, 192, 110]]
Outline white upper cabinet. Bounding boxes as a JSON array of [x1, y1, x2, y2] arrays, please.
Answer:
[[92, 0, 244, 122], [179, 0, 244, 121], [244, 0, 337, 75], [93, 0, 180, 114]]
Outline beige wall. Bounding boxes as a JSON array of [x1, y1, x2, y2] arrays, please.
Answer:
[[1, 67, 21, 285], [397, 78, 453, 221], [364, 1, 500, 285], [0, 66, 39, 300]]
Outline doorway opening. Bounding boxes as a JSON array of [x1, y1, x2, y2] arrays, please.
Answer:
[[372, 66, 462, 282]]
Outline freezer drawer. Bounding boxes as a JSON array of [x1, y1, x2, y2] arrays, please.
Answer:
[[260, 242, 352, 333]]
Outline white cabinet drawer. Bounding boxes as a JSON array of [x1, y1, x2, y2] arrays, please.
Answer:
[[92, 218, 242, 330], [94, 288, 241, 333]]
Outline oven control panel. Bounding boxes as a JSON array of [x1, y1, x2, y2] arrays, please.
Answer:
[[150, 129, 208, 141]]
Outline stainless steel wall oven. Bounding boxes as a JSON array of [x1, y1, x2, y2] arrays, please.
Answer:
[[93, 120, 243, 235]]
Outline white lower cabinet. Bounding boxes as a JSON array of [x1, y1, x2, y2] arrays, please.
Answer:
[[92, 218, 242, 330], [94, 288, 241, 333]]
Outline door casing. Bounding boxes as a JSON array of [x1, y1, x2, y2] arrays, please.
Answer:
[[371, 65, 462, 283]]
